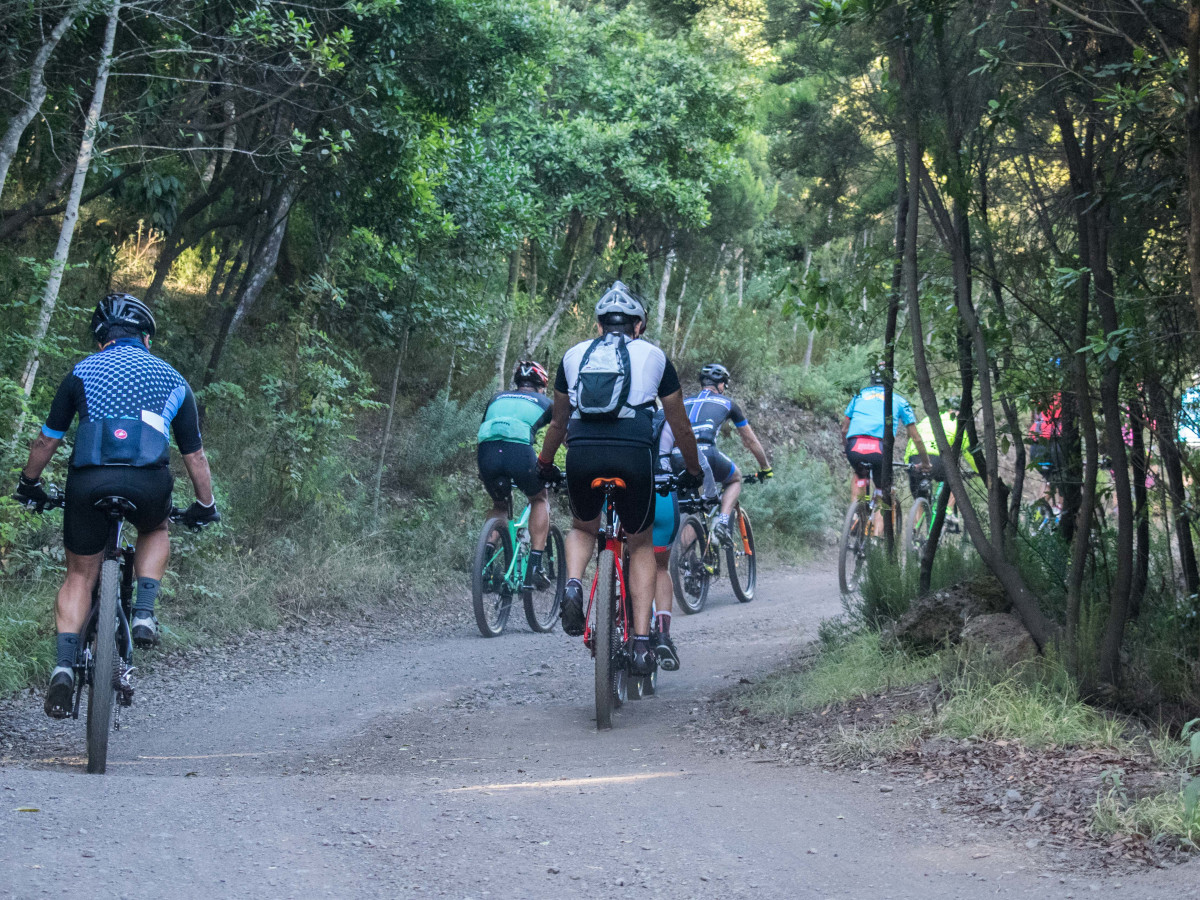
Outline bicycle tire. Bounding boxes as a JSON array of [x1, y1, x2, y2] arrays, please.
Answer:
[[902, 496, 931, 568], [595, 549, 616, 729], [524, 525, 565, 632], [1027, 498, 1056, 536], [670, 515, 711, 614], [727, 507, 757, 602], [838, 500, 870, 596], [86, 558, 120, 774], [472, 517, 513, 638]]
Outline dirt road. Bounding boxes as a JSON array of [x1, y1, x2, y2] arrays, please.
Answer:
[[1, 563, 1194, 898]]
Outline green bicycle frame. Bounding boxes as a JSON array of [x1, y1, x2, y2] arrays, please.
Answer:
[[484, 502, 533, 589]]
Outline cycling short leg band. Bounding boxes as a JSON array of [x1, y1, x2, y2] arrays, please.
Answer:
[[56, 632, 79, 669], [134, 577, 161, 617], [655, 610, 671, 636]]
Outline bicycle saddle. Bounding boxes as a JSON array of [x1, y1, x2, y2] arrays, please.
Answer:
[[590, 477, 626, 490], [94, 495, 138, 517]]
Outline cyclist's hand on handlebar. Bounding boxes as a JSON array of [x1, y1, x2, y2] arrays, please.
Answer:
[[757, 467, 773, 482], [15, 474, 52, 510], [181, 500, 220, 529], [676, 468, 704, 494], [536, 456, 563, 486]]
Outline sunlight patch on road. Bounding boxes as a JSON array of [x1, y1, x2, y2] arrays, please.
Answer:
[[448, 771, 682, 793]]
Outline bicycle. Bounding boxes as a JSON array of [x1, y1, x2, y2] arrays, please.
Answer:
[[902, 464, 972, 565], [20, 488, 206, 774], [668, 473, 761, 614], [838, 472, 905, 597], [580, 476, 659, 729], [471, 483, 566, 637]]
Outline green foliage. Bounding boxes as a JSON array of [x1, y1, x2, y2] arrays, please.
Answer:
[[391, 390, 490, 490], [743, 631, 945, 719], [740, 446, 835, 552], [781, 344, 876, 418]]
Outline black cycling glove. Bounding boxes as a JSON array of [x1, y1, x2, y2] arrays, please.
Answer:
[[536, 456, 563, 485], [15, 474, 51, 510], [182, 500, 221, 529], [676, 469, 704, 493]]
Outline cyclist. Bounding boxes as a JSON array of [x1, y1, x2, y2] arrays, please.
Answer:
[[536, 281, 703, 677], [683, 363, 772, 545], [649, 411, 716, 671], [842, 367, 932, 513], [1028, 391, 1064, 508], [14, 294, 219, 719], [476, 360, 554, 588], [905, 397, 975, 523]]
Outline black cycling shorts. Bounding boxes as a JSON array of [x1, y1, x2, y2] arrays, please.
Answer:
[[477, 441, 543, 505], [1028, 439, 1064, 479], [565, 444, 656, 535], [64, 465, 173, 556], [699, 443, 737, 483], [908, 454, 948, 494]]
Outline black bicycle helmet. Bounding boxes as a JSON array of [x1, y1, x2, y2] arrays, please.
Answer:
[[868, 364, 886, 386], [92, 293, 156, 342], [595, 281, 646, 327], [699, 363, 730, 386], [513, 360, 549, 388]]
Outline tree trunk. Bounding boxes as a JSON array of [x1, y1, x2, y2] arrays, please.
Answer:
[[656, 244, 676, 336], [1128, 396, 1150, 620], [671, 264, 689, 356], [495, 246, 521, 384], [1188, 0, 1200, 334], [0, 0, 87, 205], [1148, 377, 1200, 595], [736, 250, 745, 308], [16, 0, 121, 407], [373, 327, 410, 519], [800, 249, 815, 368], [881, 145, 908, 557], [228, 179, 296, 336]]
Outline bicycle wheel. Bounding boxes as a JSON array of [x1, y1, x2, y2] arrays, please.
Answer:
[[472, 517, 513, 638], [594, 549, 616, 729], [903, 496, 931, 568], [838, 500, 870, 596], [86, 558, 120, 774], [726, 507, 756, 603], [524, 525, 565, 632], [670, 515, 711, 614]]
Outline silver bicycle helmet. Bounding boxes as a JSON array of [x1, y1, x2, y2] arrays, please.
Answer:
[[700, 363, 730, 386], [595, 281, 646, 326]]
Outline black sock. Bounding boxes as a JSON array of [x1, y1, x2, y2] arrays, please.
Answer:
[[55, 633, 79, 669], [134, 577, 160, 617], [634, 634, 651, 649], [655, 611, 671, 637], [528, 550, 543, 570]]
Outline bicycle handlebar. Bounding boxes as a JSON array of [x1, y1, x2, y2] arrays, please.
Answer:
[[14, 488, 214, 532]]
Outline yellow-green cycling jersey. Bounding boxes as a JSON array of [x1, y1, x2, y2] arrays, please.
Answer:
[[905, 411, 978, 472]]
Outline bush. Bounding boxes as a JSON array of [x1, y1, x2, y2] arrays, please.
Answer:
[[781, 344, 876, 418], [391, 389, 489, 489], [740, 445, 836, 556]]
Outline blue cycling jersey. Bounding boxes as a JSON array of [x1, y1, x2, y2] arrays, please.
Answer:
[[844, 386, 916, 439], [43, 338, 202, 468]]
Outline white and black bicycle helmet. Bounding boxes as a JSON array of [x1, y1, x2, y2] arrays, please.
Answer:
[[700, 363, 730, 386], [595, 281, 646, 327], [92, 293, 156, 342]]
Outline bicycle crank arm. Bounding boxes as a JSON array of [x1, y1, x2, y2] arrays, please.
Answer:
[[116, 662, 137, 707]]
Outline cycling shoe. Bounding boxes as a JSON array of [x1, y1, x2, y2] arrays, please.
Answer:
[[44, 667, 74, 719], [630, 641, 658, 677], [712, 517, 732, 547], [654, 633, 680, 671], [560, 581, 586, 636], [131, 614, 160, 648], [523, 564, 553, 592]]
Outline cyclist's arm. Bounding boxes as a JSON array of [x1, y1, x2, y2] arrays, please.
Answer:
[[21, 433, 62, 481], [182, 448, 215, 506], [736, 423, 769, 469], [538, 390, 571, 464], [661, 391, 701, 475], [906, 423, 932, 467]]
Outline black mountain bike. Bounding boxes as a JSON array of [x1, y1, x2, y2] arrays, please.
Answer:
[[25, 489, 205, 774], [669, 473, 760, 613]]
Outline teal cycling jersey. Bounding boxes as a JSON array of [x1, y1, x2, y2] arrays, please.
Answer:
[[478, 390, 552, 445], [844, 385, 916, 439]]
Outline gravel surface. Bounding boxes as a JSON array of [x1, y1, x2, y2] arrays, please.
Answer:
[[2, 559, 1197, 898]]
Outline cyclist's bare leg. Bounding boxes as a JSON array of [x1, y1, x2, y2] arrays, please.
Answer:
[[654, 551, 672, 616], [625, 528, 655, 635], [719, 469, 742, 518], [134, 518, 170, 580], [56, 550, 103, 634], [565, 517, 599, 581], [528, 489, 549, 552]]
